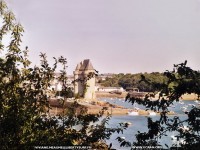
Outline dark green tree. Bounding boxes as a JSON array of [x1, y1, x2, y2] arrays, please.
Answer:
[[122, 61, 200, 149]]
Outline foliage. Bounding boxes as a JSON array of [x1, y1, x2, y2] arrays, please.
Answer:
[[0, 1, 126, 149], [73, 71, 97, 98], [123, 61, 200, 149], [100, 72, 168, 92]]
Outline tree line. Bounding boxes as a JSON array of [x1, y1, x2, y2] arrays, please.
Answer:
[[99, 72, 168, 92]]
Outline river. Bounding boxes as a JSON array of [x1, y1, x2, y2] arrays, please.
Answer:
[[99, 98, 200, 150]]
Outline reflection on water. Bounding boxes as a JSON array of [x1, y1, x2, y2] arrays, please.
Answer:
[[100, 98, 199, 150]]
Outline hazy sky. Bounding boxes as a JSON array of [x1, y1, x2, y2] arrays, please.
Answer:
[[4, 0, 200, 74]]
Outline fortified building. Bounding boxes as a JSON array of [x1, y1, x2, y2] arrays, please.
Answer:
[[74, 59, 96, 100]]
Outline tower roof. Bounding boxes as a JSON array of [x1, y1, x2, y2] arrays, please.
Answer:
[[75, 62, 82, 70], [79, 59, 94, 71]]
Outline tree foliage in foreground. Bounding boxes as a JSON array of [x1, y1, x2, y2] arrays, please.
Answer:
[[123, 61, 200, 149], [1, 1, 200, 149], [0, 1, 127, 149]]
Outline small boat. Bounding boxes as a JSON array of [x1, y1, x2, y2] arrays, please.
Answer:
[[181, 106, 189, 113], [124, 122, 132, 126], [135, 107, 140, 110], [179, 125, 189, 131], [127, 122, 132, 125], [181, 106, 188, 112], [128, 102, 139, 116], [171, 135, 176, 141], [148, 112, 156, 116], [179, 101, 184, 105], [188, 104, 195, 107], [128, 111, 139, 116], [180, 139, 186, 144]]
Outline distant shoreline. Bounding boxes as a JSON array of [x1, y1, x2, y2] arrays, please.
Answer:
[[96, 91, 199, 100]]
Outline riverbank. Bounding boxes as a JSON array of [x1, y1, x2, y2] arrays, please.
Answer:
[[48, 98, 129, 115], [48, 98, 175, 116], [180, 93, 199, 100], [96, 91, 199, 100], [96, 91, 128, 98]]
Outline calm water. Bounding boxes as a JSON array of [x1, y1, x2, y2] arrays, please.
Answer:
[[100, 98, 199, 150]]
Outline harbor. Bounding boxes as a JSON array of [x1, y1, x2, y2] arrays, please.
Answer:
[[48, 93, 199, 116]]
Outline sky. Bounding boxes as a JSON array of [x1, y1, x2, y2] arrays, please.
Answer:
[[3, 0, 200, 74]]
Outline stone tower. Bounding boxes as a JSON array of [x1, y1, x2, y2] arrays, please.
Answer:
[[74, 59, 96, 99]]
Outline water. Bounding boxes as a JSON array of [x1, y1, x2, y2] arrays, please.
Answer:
[[100, 98, 199, 149], [101, 98, 200, 115], [106, 115, 148, 150]]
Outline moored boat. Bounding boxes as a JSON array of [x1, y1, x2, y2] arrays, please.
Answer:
[[128, 110, 139, 116], [148, 111, 156, 116]]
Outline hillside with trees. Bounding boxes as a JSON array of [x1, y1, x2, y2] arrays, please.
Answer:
[[99, 72, 168, 92]]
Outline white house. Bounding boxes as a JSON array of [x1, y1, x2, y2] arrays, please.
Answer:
[[97, 87, 125, 92]]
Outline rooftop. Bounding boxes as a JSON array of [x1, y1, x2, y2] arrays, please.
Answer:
[[76, 59, 94, 71]]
